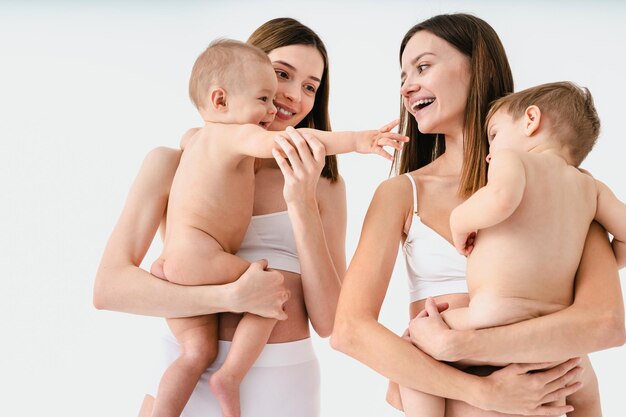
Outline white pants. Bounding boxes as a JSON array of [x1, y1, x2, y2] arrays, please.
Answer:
[[153, 334, 321, 417]]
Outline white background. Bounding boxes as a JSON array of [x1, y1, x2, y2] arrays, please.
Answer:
[[1, 1, 624, 416]]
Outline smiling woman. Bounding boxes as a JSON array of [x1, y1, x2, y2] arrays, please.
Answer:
[[100, 17, 349, 417], [269, 45, 323, 126], [332, 12, 624, 417]]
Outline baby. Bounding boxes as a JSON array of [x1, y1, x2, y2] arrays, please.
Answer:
[[150, 39, 407, 417], [402, 81, 625, 416]]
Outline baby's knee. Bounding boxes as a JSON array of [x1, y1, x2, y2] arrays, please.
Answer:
[[180, 338, 218, 368], [150, 258, 167, 280]]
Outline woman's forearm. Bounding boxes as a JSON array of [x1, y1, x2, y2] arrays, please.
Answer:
[[332, 313, 484, 405], [93, 264, 232, 318], [289, 198, 343, 337], [450, 222, 625, 363]]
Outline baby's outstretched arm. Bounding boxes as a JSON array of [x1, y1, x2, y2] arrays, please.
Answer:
[[594, 179, 626, 268], [207, 120, 408, 161], [449, 150, 526, 255]]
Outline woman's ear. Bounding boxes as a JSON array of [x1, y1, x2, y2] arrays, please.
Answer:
[[524, 105, 542, 136], [209, 87, 227, 111]]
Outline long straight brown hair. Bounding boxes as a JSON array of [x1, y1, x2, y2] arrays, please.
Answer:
[[392, 14, 514, 197], [248, 17, 338, 182]]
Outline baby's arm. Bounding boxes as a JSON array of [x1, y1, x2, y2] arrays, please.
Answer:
[[594, 179, 626, 268], [211, 120, 408, 161], [449, 150, 526, 255]]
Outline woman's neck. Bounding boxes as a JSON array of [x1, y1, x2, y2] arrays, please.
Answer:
[[436, 132, 464, 176]]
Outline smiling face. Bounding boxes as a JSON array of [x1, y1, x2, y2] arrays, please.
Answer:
[[400, 30, 471, 138], [266, 44, 324, 131], [224, 60, 277, 129]]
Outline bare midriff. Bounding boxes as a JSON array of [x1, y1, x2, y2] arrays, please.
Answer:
[[218, 269, 311, 343]]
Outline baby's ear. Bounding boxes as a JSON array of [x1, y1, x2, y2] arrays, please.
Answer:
[[209, 87, 228, 111], [524, 105, 541, 136]]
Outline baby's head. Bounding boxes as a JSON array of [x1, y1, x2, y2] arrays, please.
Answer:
[[189, 39, 277, 128], [486, 81, 600, 166]]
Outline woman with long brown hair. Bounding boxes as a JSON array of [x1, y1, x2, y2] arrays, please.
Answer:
[[95, 18, 346, 416], [332, 13, 624, 416]]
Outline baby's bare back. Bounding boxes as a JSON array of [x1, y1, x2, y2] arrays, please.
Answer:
[[467, 153, 597, 325], [162, 128, 255, 260]]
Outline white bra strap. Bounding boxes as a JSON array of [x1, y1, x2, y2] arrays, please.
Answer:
[[404, 173, 418, 215]]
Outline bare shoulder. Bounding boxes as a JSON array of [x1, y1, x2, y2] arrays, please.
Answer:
[[371, 174, 414, 214]]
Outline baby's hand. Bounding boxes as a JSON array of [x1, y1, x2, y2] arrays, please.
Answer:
[[355, 119, 409, 161], [452, 230, 476, 257]]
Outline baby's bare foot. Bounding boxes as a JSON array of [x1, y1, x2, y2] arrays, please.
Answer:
[[209, 369, 241, 417]]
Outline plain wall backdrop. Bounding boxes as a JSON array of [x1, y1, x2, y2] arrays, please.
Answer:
[[1, 1, 624, 416]]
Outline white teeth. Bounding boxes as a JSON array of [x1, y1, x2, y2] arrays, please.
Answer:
[[278, 107, 294, 116], [411, 98, 435, 111]]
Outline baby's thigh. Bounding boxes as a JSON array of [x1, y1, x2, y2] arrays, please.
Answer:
[[167, 315, 218, 353], [162, 231, 248, 285]]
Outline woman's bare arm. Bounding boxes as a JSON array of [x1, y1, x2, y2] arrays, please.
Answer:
[[93, 147, 289, 319], [330, 177, 581, 415], [411, 222, 625, 363], [272, 131, 346, 337]]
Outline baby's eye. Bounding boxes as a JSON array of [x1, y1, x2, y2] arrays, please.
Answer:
[[259, 97, 269, 102]]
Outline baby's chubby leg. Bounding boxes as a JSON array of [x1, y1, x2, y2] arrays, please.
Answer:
[[399, 385, 445, 417], [155, 237, 251, 286], [152, 315, 218, 417], [210, 314, 277, 417]]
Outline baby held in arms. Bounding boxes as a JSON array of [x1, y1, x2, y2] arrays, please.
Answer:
[[149, 39, 408, 417], [403, 81, 625, 416]]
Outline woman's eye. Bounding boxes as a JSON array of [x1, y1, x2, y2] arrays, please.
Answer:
[[304, 84, 316, 94], [417, 64, 429, 73], [275, 70, 289, 79]]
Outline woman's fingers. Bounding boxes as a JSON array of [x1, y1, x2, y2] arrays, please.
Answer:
[[541, 381, 583, 406], [274, 135, 303, 172], [302, 132, 326, 164], [532, 358, 582, 384], [285, 126, 315, 167], [542, 365, 583, 396], [272, 148, 294, 178], [514, 357, 579, 375]]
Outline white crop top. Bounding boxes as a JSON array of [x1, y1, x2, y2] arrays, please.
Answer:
[[236, 211, 301, 274], [402, 174, 468, 302]]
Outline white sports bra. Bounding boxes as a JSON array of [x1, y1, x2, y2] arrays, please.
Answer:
[[402, 174, 468, 302], [236, 211, 301, 274]]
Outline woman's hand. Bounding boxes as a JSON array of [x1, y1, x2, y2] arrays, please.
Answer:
[[476, 359, 582, 416], [409, 297, 457, 361], [355, 119, 409, 160], [272, 129, 326, 205], [228, 260, 290, 320]]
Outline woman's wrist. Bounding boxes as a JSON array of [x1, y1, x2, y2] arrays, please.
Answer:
[[286, 197, 318, 215], [208, 281, 237, 314], [444, 329, 473, 362]]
